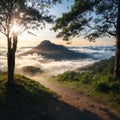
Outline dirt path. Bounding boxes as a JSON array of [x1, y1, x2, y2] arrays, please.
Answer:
[[32, 75, 120, 120]]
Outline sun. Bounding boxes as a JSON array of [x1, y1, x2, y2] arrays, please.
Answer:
[[12, 25, 20, 33], [11, 21, 20, 34]]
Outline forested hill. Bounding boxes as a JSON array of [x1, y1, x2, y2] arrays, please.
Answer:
[[56, 56, 115, 83]]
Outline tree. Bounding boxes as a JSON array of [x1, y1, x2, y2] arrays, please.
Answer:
[[115, 0, 120, 81], [0, 0, 60, 84], [53, 0, 120, 81]]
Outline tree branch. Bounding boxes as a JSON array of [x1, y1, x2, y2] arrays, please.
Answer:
[[107, 31, 116, 36]]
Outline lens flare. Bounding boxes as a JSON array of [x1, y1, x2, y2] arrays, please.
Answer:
[[11, 20, 20, 34]]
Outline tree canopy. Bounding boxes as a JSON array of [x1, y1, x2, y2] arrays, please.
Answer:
[[53, 0, 117, 41], [0, 0, 60, 38]]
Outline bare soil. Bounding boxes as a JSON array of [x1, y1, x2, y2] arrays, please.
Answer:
[[31, 75, 120, 120]]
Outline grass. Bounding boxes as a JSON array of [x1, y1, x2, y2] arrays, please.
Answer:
[[52, 56, 120, 112], [0, 72, 53, 120]]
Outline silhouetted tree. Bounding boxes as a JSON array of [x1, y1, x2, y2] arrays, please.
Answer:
[[0, 0, 60, 84], [53, 0, 120, 81]]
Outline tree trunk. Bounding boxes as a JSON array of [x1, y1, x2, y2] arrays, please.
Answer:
[[114, 0, 120, 81], [7, 34, 18, 85], [7, 37, 14, 84], [11, 34, 17, 82]]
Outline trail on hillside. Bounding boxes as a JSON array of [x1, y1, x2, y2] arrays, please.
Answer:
[[30, 74, 120, 120]]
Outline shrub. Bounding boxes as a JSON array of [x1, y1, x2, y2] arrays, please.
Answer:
[[96, 81, 120, 94], [110, 82, 120, 93], [96, 82, 110, 93], [57, 71, 79, 81], [81, 73, 91, 84]]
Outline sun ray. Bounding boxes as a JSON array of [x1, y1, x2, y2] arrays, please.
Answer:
[[11, 20, 20, 35]]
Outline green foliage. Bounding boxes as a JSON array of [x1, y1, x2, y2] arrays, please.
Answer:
[[110, 82, 120, 94], [53, 0, 117, 40], [96, 82, 111, 93], [96, 81, 120, 94], [80, 72, 91, 84], [56, 57, 115, 85], [57, 71, 80, 81]]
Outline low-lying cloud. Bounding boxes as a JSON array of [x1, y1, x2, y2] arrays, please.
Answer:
[[0, 46, 115, 76]]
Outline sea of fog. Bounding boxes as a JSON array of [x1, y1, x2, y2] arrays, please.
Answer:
[[0, 45, 115, 75]]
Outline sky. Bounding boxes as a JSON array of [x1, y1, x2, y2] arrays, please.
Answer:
[[0, 0, 115, 48]]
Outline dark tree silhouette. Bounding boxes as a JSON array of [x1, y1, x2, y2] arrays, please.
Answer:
[[0, 0, 60, 84], [53, 0, 120, 81], [115, 0, 120, 81]]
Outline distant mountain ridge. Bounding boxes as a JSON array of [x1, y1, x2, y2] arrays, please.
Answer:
[[20, 40, 90, 60]]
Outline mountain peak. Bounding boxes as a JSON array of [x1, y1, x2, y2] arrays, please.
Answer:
[[20, 40, 90, 60], [37, 40, 52, 48], [36, 40, 65, 51], [40, 40, 51, 45]]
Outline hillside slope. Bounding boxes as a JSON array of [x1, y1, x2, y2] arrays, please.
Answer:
[[0, 72, 107, 120], [56, 56, 115, 82], [53, 57, 120, 112]]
